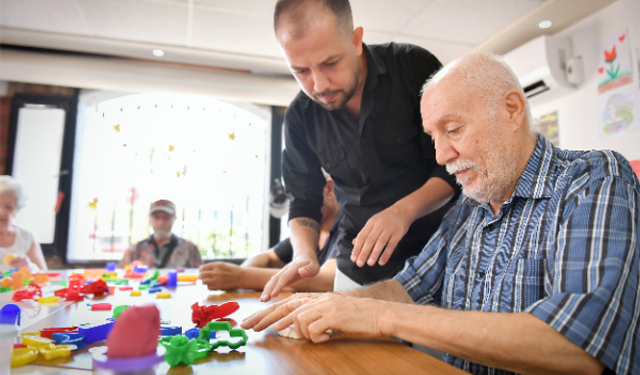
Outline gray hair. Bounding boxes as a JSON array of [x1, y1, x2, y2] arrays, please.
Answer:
[[0, 176, 27, 210], [421, 53, 534, 133]]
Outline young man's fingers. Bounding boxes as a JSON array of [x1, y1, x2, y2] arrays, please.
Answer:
[[379, 235, 401, 266], [367, 232, 391, 266]]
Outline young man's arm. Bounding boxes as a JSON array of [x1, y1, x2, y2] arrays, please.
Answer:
[[241, 250, 286, 268]]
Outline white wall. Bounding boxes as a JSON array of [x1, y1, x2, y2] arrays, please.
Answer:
[[530, 0, 640, 161]]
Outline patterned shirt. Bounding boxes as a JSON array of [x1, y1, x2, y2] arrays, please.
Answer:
[[120, 234, 202, 269], [395, 135, 640, 375]]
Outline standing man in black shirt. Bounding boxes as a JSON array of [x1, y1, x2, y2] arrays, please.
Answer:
[[262, 0, 460, 302]]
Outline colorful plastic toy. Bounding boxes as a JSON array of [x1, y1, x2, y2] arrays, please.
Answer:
[[13, 343, 27, 349], [0, 286, 12, 293], [92, 346, 166, 372], [64, 278, 85, 301], [10, 347, 38, 367], [152, 282, 164, 288], [40, 326, 78, 339], [166, 271, 178, 288], [1, 276, 12, 287], [160, 335, 212, 366], [119, 286, 133, 291], [91, 303, 113, 311], [33, 273, 49, 283], [3, 254, 14, 265], [191, 301, 240, 328], [37, 296, 59, 303], [159, 325, 182, 336], [184, 327, 213, 340], [12, 272, 23, 290], [20, 333, 54, 347], [133, 264, 149, 273], [139, 284, 150, 290], [130, 290, 142, 296], [112, 305, 130, 319], [156, 292, 171, 299], [12, 283, 42, 301], [0, 304, 20, 325], [82, 279, 108, 295], [52, 332, 86, 350], [148, 287, 162, 293], [39, 343, 76, 360], [78, 319, 115, 344], [106, 262, 117, 271], [176, 267, 185, 273], [157, 274, 199, 284], [199, 321, 248, 350]]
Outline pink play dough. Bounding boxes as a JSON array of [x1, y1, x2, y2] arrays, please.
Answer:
[[105, 304, 160, 358]]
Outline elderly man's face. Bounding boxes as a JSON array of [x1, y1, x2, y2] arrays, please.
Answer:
[[0, 193, 18, 227], [276, 8, 361, 111], [421, 81, 520, 204], [149, 211, 175, 240]]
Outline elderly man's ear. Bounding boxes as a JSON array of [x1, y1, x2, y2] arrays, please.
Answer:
[[503, 90, 528, 132]]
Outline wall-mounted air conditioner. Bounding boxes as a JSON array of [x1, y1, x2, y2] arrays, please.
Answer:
[[502, 35, 582, 106]]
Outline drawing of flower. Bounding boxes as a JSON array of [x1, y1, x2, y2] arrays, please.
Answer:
[[604, 45, 620, 80]]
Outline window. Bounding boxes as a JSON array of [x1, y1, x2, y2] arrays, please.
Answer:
[[67, 93, 269, 262]]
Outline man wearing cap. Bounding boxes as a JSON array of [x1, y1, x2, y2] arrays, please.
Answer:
[[120, 199, 202, 269]]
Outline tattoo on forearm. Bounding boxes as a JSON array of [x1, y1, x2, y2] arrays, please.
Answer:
[[296, 218, 320, 234]]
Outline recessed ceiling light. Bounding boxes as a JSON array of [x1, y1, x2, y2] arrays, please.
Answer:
[[152, 49, 165, 57], [538, 20, 553, 29]]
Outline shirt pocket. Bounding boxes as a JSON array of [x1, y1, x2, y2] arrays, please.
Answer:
[[374, 125, 422, 168], [317, 148, 348, 176], [504, 258, 547, 312]]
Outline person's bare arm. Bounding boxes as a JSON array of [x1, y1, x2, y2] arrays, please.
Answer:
[[287, 259, 336, 293], [351, 177, 454, 267], [241, 250, 286, 268], [27, 235, 47, 270], [260, 217, 321, 302]]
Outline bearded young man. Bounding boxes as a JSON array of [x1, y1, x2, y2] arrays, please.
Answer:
[[242, 53, 640, 375], [262, 0, 460, 301]]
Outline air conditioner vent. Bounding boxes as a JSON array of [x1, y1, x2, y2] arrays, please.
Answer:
[[523, 80, 550, 98]]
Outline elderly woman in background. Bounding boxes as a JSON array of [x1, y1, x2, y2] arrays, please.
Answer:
[[0, 176, 47, 271]]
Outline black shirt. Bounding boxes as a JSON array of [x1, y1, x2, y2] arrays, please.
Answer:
[[282, 42, 461, 285], [274, 211, 343, 265]]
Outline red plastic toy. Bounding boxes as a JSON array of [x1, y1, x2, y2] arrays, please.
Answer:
[[118, 286, 133, 291], [65, 279, 84, 301], [81, 279, 108, 296], [12, 284, 43, 301], [40, 326, 78, 339], [191, 302, 239, 328], [91, 303, 112, 311]]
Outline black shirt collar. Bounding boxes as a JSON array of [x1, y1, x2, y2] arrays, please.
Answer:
[[362, 43, 388, 92]]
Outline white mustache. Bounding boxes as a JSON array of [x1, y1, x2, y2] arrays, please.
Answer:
[[446, 160, 478, 175]]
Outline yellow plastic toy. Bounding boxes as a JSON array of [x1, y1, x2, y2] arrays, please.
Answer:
[[156, 292, 171, 299], [21, 333, 54, 347], [4, 254, 15, 265], [11, 347, 38, 367], [130, 291, 142, 296], [37, 296, 59, 303], [1, 276, 12, 287], [177, 274, 198, 282], [38, 343, 76, 360]]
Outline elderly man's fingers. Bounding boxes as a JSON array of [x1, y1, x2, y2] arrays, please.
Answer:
[[308, 320, 333, 343], [366, 232, 391, 267], [251, 301, 299, 332], [241, 299, 287, 329], [378, 235, 401, 266]]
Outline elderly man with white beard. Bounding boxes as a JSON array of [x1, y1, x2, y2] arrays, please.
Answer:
[[242, 53, 640, 375]]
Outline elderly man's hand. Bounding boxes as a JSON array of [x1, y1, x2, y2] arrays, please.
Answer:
[[260, 254, 319, 302], [8, 255, 30, 269], [273, 294, 387, 343], [241, 292, 323, 331], [351, 204, 412, 267], [199, 262, 244, 290]]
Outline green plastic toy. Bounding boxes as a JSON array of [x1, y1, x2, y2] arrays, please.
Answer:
[[112, 305, 130, 319], [0, 286, 12, 293], [160, 336, 212, 366], [138, 284, 150, 290], [198, 321, 248, 350], [149, 270, 160, 282]]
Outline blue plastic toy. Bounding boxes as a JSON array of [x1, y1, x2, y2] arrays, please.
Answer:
[[52, 332, 86, 350], [148, 287, 162, 293], [166, 271, 178, 288], [152, 282, 164, 288], [184, 327, 213, 340], [133, 264, 149, 274], [84, 280, 94, 285], [78, 319, 115, 344], [0, 304, 21, 326], [160, 325, 182, 337], [140, 279, 151, 285], [105, 262, 117, 272]]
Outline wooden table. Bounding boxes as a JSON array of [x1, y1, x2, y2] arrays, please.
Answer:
[[4, 271, 466, 374]]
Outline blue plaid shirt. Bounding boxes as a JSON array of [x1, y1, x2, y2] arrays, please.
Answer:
[[395, 135, 640, 375]]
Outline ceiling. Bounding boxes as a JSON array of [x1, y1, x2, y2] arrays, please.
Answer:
[[1, 0, 548, 72]]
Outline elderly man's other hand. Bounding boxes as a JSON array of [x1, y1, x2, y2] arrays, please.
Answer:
[[260, 254, 319, 302], [8, 254, 30, 269], [199, 262, 245, 290], [273, 294, 387, 343], [351, 204, 412, 267], [241, 292, 322, 331]]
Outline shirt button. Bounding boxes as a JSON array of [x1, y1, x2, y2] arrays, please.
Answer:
[[487, 224, 494, 231], [326, 162, 331, 168], [477, 271, 486, 279]]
